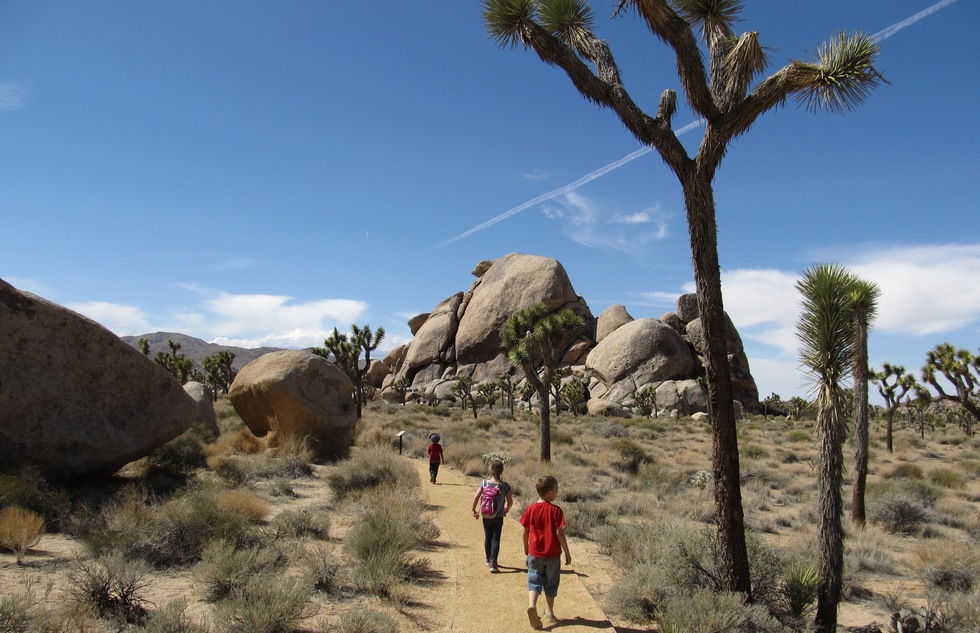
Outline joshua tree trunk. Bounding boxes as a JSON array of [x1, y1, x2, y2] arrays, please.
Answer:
[[815, 395, 846, 631], [683, 172, 751, 595], [852, 323, 870, 527]]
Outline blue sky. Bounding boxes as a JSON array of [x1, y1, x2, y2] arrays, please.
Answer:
[[2, 1, 978, 405]]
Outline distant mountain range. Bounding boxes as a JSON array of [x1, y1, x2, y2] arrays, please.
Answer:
[[121, 332, 289, 370]]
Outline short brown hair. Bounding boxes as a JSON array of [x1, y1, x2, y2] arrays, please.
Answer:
[[535, 475, 558, 497]]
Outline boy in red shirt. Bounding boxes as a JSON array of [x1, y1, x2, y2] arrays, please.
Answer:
[[519, 475, 571, 629]]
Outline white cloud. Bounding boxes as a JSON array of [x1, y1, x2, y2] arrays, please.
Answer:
[[67, 301, 153, 334], [553, 190, 671, 254], [0, 83, 28, 112], [521, 168, 550, 181], [202, 293, 368, 340]]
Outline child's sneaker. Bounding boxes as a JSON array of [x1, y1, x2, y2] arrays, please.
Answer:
[[489, 564, 499, 573], [526, 607, 542, 630], [543, 613, 559, 627]]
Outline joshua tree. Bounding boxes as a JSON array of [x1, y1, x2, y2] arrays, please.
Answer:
[[921, 343, 979, 435], [452, 375, 478, 418], [502, 303, 583, 462], [848, 278, 880, 528], [870, 363, 918, 453], [203, 350, 236, 401], [482, 0, 884, 596], [313, 324, 385, 418], [796, 263, 858, 632], [478, 382, 501, 410], [154, 339, 194, 384]]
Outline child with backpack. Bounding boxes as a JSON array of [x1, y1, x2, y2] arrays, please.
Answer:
[[470, 459, 513, 573], [520, 475, 571, 629]]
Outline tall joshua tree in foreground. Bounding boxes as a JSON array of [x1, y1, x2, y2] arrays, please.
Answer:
[[796, 263, 858, 632], [482, 0, 884, 595]]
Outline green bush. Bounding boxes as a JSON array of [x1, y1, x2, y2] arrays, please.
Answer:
[[146, 425, 211, 475], [742, 444, 770, 460], [0, 466, 71, 529]]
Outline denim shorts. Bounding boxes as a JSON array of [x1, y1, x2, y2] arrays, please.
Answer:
[[526, 555, 561, 597]]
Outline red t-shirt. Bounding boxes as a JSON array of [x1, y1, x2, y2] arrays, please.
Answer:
[[427, 443, 443, 464], [520, 501, 565, 559]]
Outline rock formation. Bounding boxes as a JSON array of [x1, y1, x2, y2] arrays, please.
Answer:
[[228, 351, 357, 460], [183, 381, 218, 435], [0, 278, 198, 479], [382, 253, 759, 417]]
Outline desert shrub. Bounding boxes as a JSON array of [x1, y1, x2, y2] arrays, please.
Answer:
[[592, 420, 629, 438], [344, 488, 437, 596], [146, 424, 212, 475], [847, 529, 899, 574], [604, 563, 668, 623], [663, 526, 785, 612], [868, 493, 930, 535], [886, 463, 924, 480], [213, 489, 270, 523], [195, 539, 285, 600], [786, 430, 811, 443], [211, 576, 316, 633], [593, 522, 672, 568], [327, 448, 419, 499], [562, 500, 612, 538], [330, 609, 399, 633], [104, 487, 264, 567], [611, 439, 651, 474], [141, 597, 210, 633], [298, 543, 339, 593], [67, 554, 151, 625], [0, 505, 45, 564], [915, 542, 980, 592], [0, 466, 71, 529], [929, 468, 966, 490], [742, 444, 770, 460], [272, 508, 331, 540], [658, 589, 783, 633]]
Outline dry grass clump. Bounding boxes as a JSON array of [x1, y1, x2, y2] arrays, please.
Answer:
[[210, 575, 317, 633], [329, 608, 400, 633], [327, 447, 420, 499], [0, 506, 45, 564], [194, 539, 285, 600], [0, 466, 71, 529]]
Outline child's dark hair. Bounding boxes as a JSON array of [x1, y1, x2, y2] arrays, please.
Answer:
[[489, 460, 504, 478], [535, 475, 558, 497]]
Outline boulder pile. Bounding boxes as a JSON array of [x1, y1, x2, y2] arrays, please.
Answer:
[[378, 253, 759, 417]]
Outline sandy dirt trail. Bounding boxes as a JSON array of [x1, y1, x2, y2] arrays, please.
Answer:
[[413, 460, 615, 633]]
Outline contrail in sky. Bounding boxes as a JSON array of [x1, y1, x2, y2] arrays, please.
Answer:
[[872, 0, 957, 42], [439, 1, 957, 247]]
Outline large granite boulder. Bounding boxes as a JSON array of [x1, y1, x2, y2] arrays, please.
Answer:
[[0, 279, 197, 479], [586, 318, 695, 387], [454, 253, 587, 365], [183, 381, 218, 435], [596, 304, 634, 343], [684, 308, 760, 413], [229, 351, 356, 460]]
